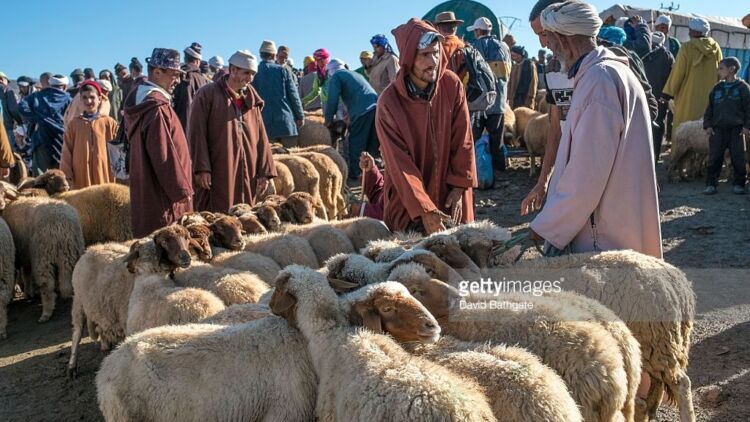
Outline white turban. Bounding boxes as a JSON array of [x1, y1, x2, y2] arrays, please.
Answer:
[[655, 15, 672, 27], [48, 75, 69, 87], [615, 17, 628, 28], [209, 55, 224, 68], [651, 31, 665, 47], [541, 1, 603, 37], [228, 50, 258, 72], [97, 79, 113, 92], [326, 58, 346, 76], [689, 17, 710, 35]]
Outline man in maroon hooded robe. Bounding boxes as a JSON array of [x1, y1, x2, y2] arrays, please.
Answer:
[[124, 48, 194, 237], [375, 18, 477, 234]]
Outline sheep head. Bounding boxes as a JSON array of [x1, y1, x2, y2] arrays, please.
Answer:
[[345, 282, 440, 344], [228, 203, 254, 218], [123, 238, 184, 275], [269, 266, 340, 327], [199, 211, 218, 224], [261, 194, 286, 209], [209, 215, 246, 250], [254, 204, 281, 231], [389, 263, 461, 321], [185, 223, 213, 262], [238, 213, 267, 235], [150, 225, 192, 269], [33, 169, 69, 195], [418, 234, 479, 272], [279, 192, 315, 224], [388, 250, 462, 285], [177, 212, 209, 227]]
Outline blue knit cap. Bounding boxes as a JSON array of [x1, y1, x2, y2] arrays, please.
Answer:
[[598, 26, 627, 46]]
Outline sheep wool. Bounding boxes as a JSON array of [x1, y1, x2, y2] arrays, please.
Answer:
[[210, 249, 282, 284], [55, 183, 132, 245], [173, 263, 270, 305], [0, 218, 15, 339]]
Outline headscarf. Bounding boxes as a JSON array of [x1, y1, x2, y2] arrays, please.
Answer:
[[541, 1, 602, 37], [650, 31, 666, 47], [313, 48, 330, 60], [326, 58, 346, 77], [313, 48, 331, 81], [597, 26, 627, 46], [688, 17, 710, 35], [370, 34, 394, 54]]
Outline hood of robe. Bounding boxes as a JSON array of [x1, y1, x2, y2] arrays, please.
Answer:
[[391, 18, 446, 101], [684, 37, 722, 67]]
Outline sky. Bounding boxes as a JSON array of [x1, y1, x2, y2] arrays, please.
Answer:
[[0, 0, 745, 80]]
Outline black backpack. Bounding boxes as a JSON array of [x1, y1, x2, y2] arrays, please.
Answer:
[[452, 45, 497, 112]]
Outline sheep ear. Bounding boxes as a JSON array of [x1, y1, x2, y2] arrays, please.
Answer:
[[356, 304, 383, 333], [269, 290, 297, 320], [123, 246, 140, 273], [278, 203, 296, 223], [327, 277, 359, 293], [188, 238, 205, 255]]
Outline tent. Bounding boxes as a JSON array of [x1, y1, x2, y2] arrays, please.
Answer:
[[600, 4, 750, 75], [423, 0, 509, 44]]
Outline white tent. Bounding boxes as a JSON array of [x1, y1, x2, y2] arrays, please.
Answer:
[[599, 4, 750, 50]]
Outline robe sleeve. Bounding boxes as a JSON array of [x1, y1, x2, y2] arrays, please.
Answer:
[[0, 116, 14, 169], [284, 68, 304, 122], [254, 108, 277, 179], [19, 95, 36, 125], [446, 82, 477, 190], [662, 46, 687, 98], [530, 99, 624, 249], [386, 56, 399, 85], [324, 75, 341, 124], [375, 106, 438, 219], [60, 123, 75, 181], [624, 23, 652, 59], [145, 108, 193, 204], [302, 75, 320, 108], [703, 86, 716, 128], [187, 88, 211, 175]]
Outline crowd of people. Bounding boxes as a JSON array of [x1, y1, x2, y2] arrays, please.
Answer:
[[0, 1, 748, 251]]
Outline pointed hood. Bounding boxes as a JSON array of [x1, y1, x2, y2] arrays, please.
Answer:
[[685, 37, 722, 67], [390, 18, 445, 100]]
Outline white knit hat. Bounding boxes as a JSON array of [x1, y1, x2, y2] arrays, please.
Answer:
[[688, 17, 710, 35], [655, 15, 672, 27], [228, 50, 258, 72], [48, 75, 69, 87], [97, 79, 113, 92], [209, 55, 224, 68]]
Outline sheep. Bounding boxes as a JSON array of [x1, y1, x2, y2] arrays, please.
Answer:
[[207, 215, 246, 250], [524, 113, 549, 177], [291, 151, 345, 219], [535, 89, 549, 113], [298, 225, 356, 266], [279, 191, 325, 224], [405, 335, 584, 422], [390, 263, 632, 422], [289, 144, 348, 184], [325, 250, 463, 287], [184, 223, 213, 262], [498, 250, 696, 422], [226, 204, 268, 234], [173, 263, 270, 306], [210, 250, 282, 284], [8, 153, 26, 185], [273, 154, 320, 198], [445, 220, 512, 268], [668, 119, 711, 181], [513, 106, 541, 145], [96, 274, 443, 421], [328, 217, 393, 250], [68, 225, 193, 378], [2, 196, 84, 322], [269, 265, 496, 421], [200, 302, 271, 324], [54, 183, 133, 245], [17, 168, 70, 195], [243, 232, 319, 268], [0, 218, 14, 339], [270, 159, 294, 197], [251, 203, 282, 232], [503, 105, 517, 144], [297, 112, 333, 146]]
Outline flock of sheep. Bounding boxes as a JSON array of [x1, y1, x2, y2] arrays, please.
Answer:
[[0, 111, 699, 422]]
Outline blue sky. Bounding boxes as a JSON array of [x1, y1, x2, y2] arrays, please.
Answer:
[[0, 0, 745, 80]]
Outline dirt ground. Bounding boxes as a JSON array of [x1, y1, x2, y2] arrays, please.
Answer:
[[1, 155, 748, 422]]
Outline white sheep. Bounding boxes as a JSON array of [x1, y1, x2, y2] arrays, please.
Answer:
[[2, 196, 84, 322], [445, 220, 512, 268], [54, 183, 132, 245], [388, 263, 632, 422], [269, 265, 496, 421], [282, 222, 356, 266], [523, 113, 549, 177], [200, 302, 271, 325], [289, 145, 348, 185], [96, 277, 447, 421], [499, 250, 696, 422], [325, 250, 462, 287], [243, 232, 319, 268], [173, 263, 270, 305], [328, 217, 393, 250], [0, 218, 15, 339], [666, 119, 731, 181], [210, 249, 281, 284]]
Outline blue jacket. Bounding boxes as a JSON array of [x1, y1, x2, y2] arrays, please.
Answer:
[[252, 61, 304, 139], [324, 70, 378, 124], [471, 35, 511, 115], [19, 87, 71, 161]]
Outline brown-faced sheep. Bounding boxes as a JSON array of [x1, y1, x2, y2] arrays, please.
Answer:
[[279, 191, 325, 224], [524, 113, 550, 177], [2, 196, 84, 322], [68, 225, 193, 377], [269, 266, 496, 421], [54, 183, 133, 245], [270, 160, 294, 197], [0, 218, 14, 339], [251, 203, 282, 232], [18, 168, 70, 195], [292, 151, 345, 219], [273, 154, 320, 198], [184, 224, 213, 262]]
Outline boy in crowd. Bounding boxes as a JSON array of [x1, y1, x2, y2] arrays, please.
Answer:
[[703, 57, 750, 195]]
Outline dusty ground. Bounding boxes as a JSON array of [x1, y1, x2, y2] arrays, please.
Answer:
[[1, 156, 748, 422]]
